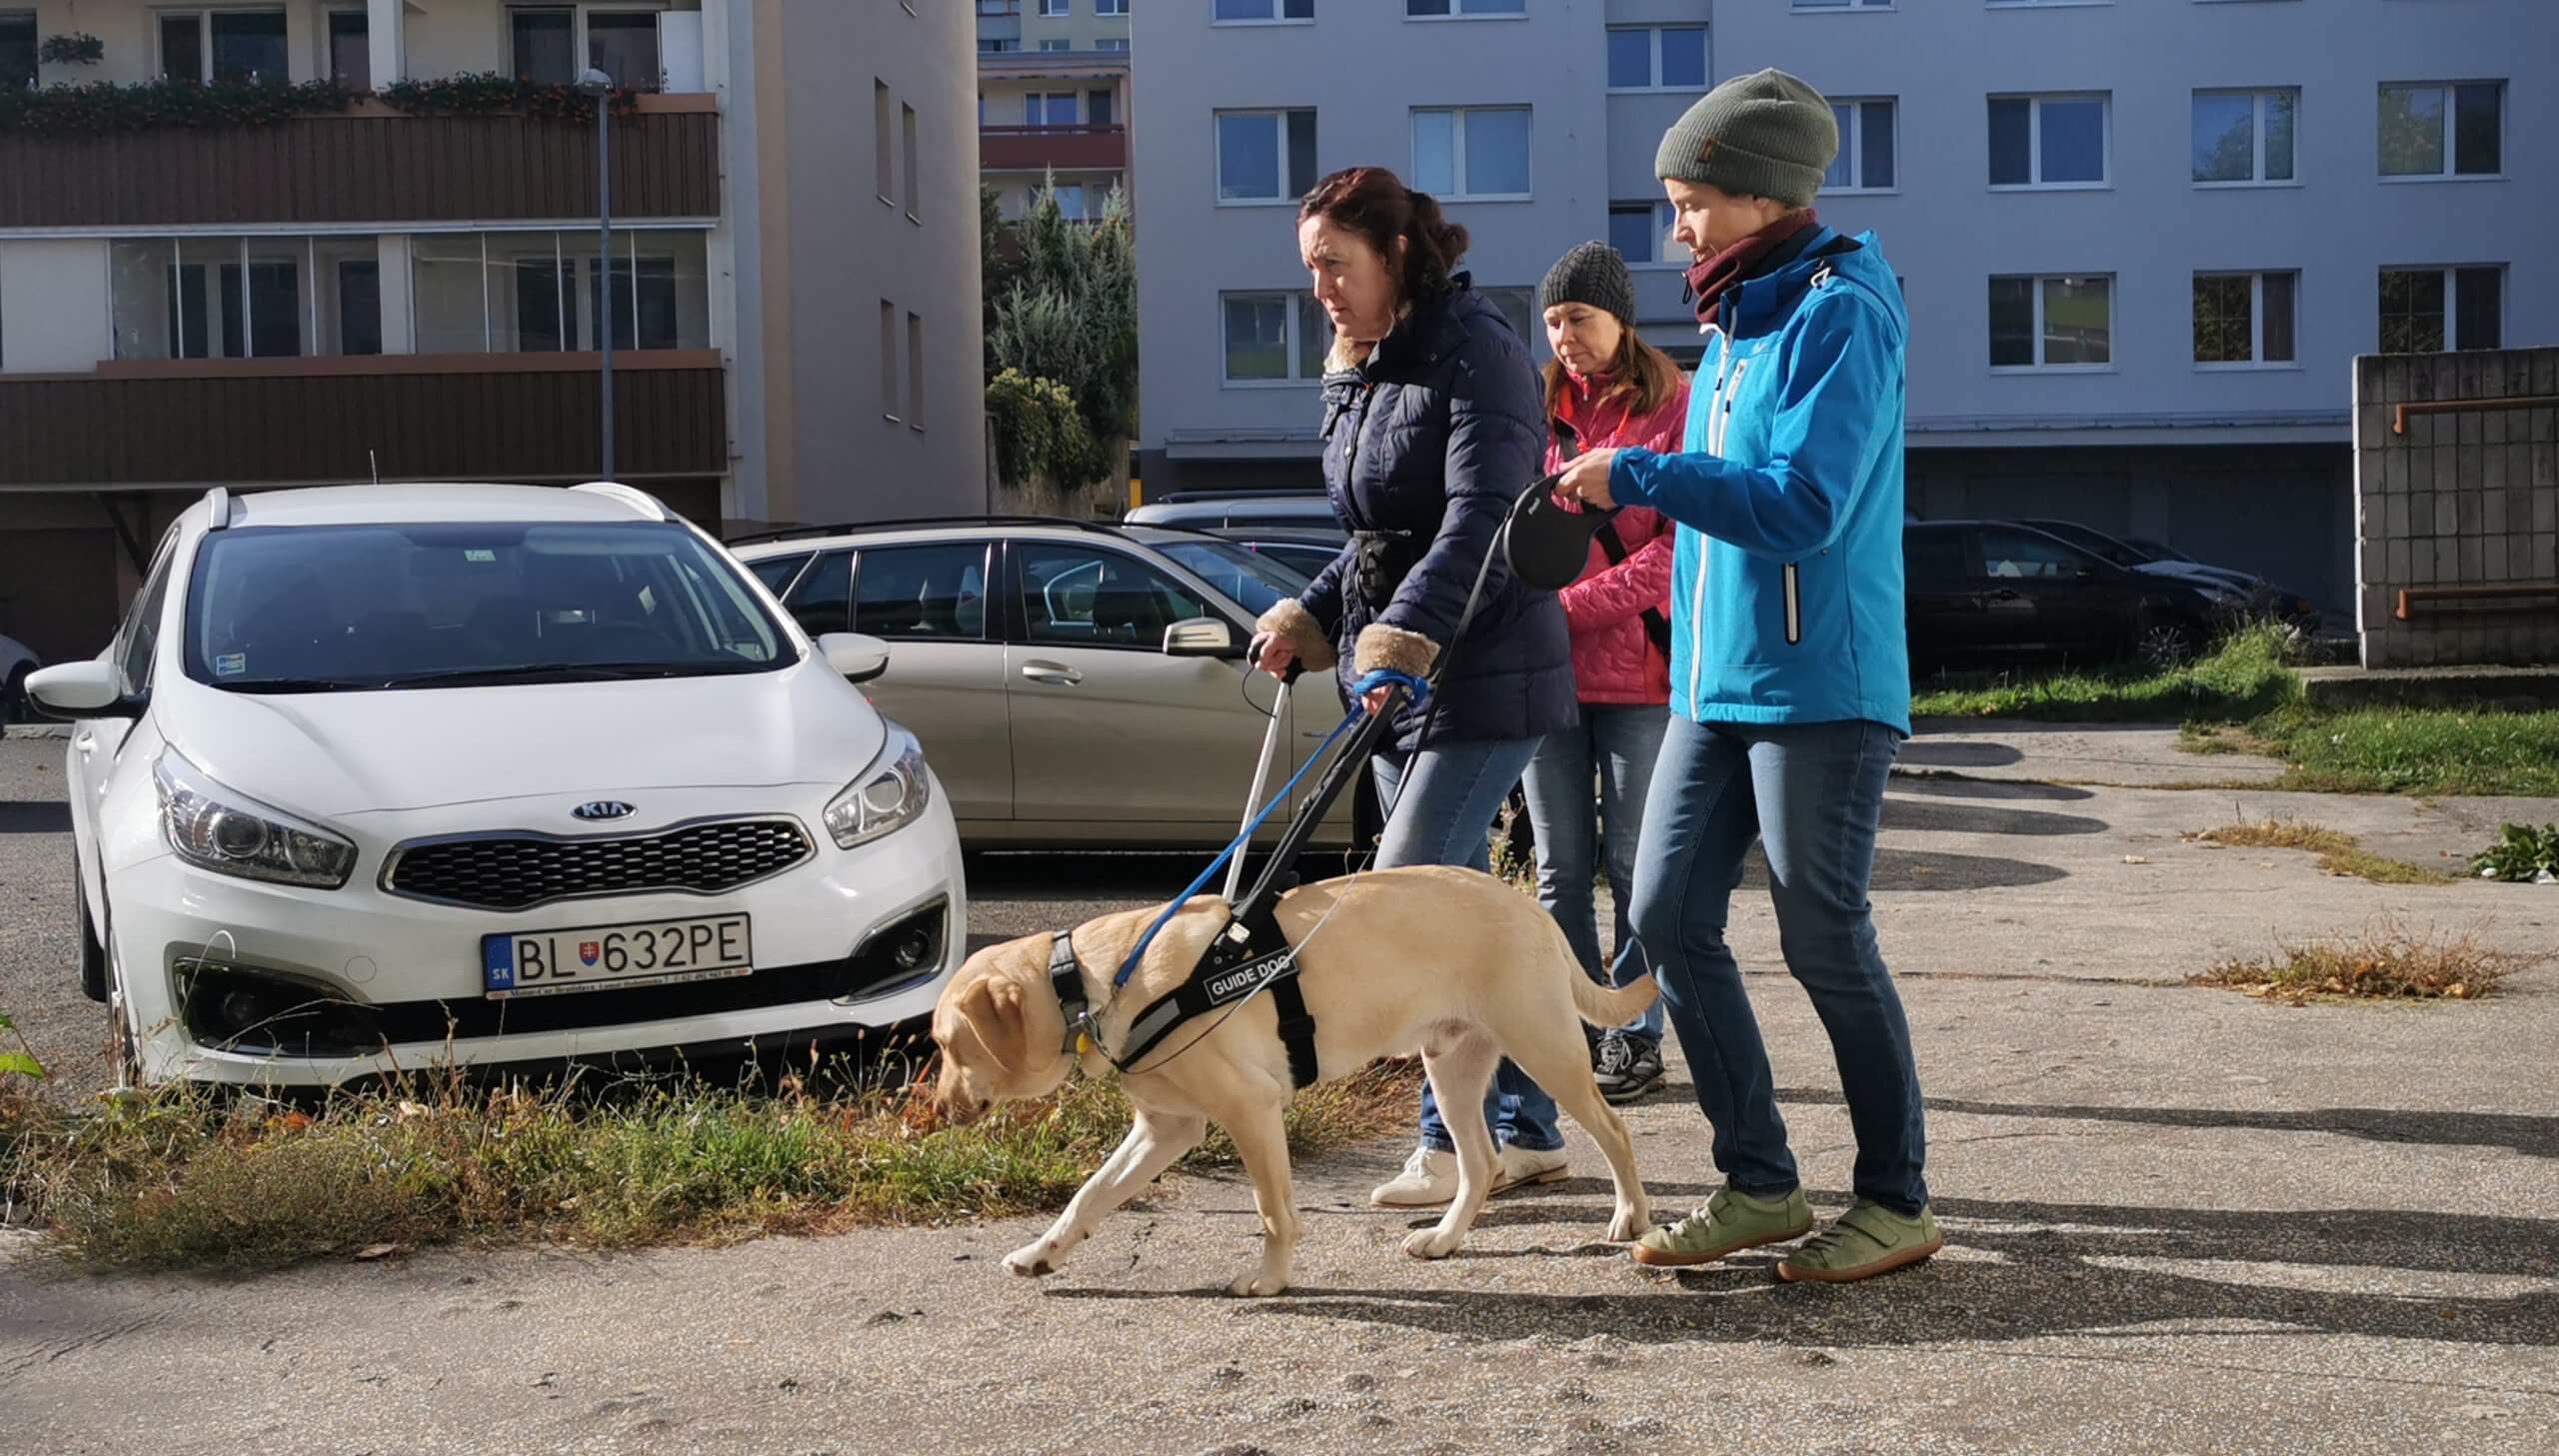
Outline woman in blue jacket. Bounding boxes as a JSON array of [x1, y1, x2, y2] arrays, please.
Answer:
[[1554, 70, 1941, 1284], [1254, 166, 1577, 1208]]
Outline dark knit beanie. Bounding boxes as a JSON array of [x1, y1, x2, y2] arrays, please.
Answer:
[[1536, 242, 1636, 329], [1654, 67, 1837, 208]]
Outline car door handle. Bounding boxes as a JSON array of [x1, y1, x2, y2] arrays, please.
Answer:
[[1020, 662, 1083, 686], [73, 729, 96, 754]]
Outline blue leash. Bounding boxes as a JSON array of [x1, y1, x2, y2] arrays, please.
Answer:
[[1111, 668, 1428, 992]]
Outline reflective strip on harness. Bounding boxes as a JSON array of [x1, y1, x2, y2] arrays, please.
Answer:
[[1118, 899, 1319, 1088]]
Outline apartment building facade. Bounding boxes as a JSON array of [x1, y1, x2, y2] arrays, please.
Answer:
[[1129, 0, 2554, 615], [0, 0, 985, 668], [977, 0, 1132, 224]]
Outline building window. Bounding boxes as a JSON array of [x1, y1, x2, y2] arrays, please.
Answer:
[[1041, 0, 1070, 14], [509, 6, 663, 90], [908, 312, 927, 430], [1039, 38, 1071, 50], [875, 82, 895, 202], [1479, 287, 1535, 350], [2380, 267, 2502, 353], [326, 8, 370, 90], [1824, 98, 1897, 192], [1988, 0, 2109, 6], [1026, 91, 1079, 128], [1221, 292, 1330, 383], [0, 12, 36, 92], [1216, 109, 1316, 204], [1051, 183, 1088, 219], [1608, 201, 1678, 268], [1088, 88, 1116, 126], [1215, 0, 1312, 22], [1988, 93, 2109, 188], [586, 9, 660, 90], [1411, 106, 1531, 201], [408, 229, 710, 356], [880, 300, 900, 421], [159, 9, 289, 84], [980, 37, 1020, 52], [2379, 81, 2503, 178], [902, 104, 922, 221], [1605, 26, 1707, 93], [109, 236, 385, 361], [2192, 272, 2296, 367], [1407, 0, 1526, 16], [1988, 274, 2112, 370], [2191, 88, 2296, 185], [1095, 37, 1130, 49], [1098, 0, 1129, 13], [1791, 0, 1892, 9]]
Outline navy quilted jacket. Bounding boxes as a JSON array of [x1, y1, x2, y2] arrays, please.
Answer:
[[1296, 277, 1576, 752]]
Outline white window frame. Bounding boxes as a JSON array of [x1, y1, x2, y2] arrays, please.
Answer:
[[1405, 0, 1529, 21], [1986, 0, 2113, 8], [319, 5, 370, 88], [2379, 265, 2504, 353], [155, 7, 293, 85], [1825, 97, 1897, 194], [1219, 291, 1329, 387], [1603, 25, 1709, 95], [503, 4, 668, 89], [2377, 80, 2505, 182], [1096, 0, 1128, 14], [2191, 270, 2298, 371], [1789, 0, 1893, 11], [1095, 36, 1130, 49], [1211, 0, 1312, 26], [1608, 200, 1681, 271], [1213, 108, 1309, 207], [1037, 38, 1071, 50], [1410, 106, 1532, 203], [1040, 0, 1070, 15], [2190, 87, 2299, 188], [1026, 90, 1079, 128], [1988, 273, 2115, 374], [1989, 92, 2111, 190]]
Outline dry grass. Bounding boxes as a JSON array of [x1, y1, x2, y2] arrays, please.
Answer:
[[2190, 920, 2542, 1005], [0, 1058, 1423, 1273], [2185, 819, 2457, 886]]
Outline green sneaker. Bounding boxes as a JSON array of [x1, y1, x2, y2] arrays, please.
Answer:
[[1774, 1200, 1944, 1283], [1629, 1187, 1814, 1267]]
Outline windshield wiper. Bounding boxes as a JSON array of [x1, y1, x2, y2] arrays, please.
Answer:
[[213, 677, 382, 695]]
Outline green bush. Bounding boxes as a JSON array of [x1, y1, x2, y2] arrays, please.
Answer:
[[2470, 823, 2559, 883], [986, 369, 1102, 489]]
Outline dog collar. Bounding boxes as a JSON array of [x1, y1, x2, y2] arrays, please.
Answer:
[[1048, 932, 1096, 1056]]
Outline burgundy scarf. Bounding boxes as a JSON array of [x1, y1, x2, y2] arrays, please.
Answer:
[[1685, 210, 1820, 330]]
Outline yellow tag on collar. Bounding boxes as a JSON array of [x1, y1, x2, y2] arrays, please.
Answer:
[[1076, 1032, 1094, 1057]]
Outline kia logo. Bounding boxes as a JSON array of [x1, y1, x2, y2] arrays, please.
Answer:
[[571, 800, 637, 821]]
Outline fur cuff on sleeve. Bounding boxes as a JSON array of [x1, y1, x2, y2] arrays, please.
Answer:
[[1353, 623, 1440, 679], [1256, 599, 1337, 672]]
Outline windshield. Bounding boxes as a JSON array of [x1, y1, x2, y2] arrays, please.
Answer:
[[184, 522, 790, 692], [1155, 539, 1312, 618]]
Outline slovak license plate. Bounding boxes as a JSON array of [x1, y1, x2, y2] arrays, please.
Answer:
[[481, 914, 753, 998]]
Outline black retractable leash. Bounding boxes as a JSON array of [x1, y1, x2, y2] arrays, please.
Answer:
[[1074, 418, 1603, 1083]]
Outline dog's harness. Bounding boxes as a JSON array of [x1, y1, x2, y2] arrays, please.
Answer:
[[1049, 902, 1320, 1089]]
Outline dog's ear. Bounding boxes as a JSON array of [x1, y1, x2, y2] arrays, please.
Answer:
[[957, 975, 1033, 1077]]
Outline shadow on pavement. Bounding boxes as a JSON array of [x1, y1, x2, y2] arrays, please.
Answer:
[[1879, 796, 2108, 838], [1889, 774, 2097, 804], [1896, 740, 2027, 770], [1775, 1087, 2559, 1161]]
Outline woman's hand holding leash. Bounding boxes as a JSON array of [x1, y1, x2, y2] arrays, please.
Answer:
[[1554, 447, 1624, 512]]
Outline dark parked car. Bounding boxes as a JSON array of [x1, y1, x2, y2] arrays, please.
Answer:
[[1905, 521, 2220, 671], [1212, 528, 1345, 582], [2018, 519, 2320, 630]]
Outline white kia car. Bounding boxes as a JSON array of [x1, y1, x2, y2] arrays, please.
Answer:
[[26, 482, 965, 1090]]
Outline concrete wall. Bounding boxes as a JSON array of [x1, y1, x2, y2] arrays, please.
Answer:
[[2354, 348, 2559, 669], [1018, 0, 1131, 54]]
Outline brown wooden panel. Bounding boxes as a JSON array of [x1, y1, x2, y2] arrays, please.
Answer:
[[0, 360, 726, 488], [0, 112, 719, 229]]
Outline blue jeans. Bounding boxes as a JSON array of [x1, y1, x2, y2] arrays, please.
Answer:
[[1617, 715, 1929, 1213], [1518, 703, 1670, 1041], [1371, 735, 1562, 1154]]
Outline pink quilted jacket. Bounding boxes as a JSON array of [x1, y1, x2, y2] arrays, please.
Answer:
[[1541, 370, 1689, 706]]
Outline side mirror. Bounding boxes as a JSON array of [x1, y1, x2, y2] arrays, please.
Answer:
[[1163, 617, 1245, 660], [817, 632, 892, 685], [25, 660, 127, 719]]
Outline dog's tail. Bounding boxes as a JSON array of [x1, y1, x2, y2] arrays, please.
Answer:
[[1571, 968, 1658, 1028]]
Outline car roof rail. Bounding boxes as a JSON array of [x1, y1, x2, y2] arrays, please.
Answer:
[[570, 481, 670, 521], [723, 515, 1129, 548], [204, 486, 233, 531]]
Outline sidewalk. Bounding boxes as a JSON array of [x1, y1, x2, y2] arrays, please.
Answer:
[[6, 724, 2556, 1455]]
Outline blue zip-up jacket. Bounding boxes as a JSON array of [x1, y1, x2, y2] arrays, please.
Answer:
[[1607, 226, 1911, 735]]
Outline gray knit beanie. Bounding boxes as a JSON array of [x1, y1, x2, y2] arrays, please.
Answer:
[[1654, 67, 1837, 208], [1536, 242, 1635, 328]]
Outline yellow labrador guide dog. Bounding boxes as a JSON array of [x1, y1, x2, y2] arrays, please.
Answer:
[[930, 864, 1656, 1296]]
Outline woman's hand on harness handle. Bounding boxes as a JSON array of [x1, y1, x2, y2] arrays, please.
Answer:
[[1252, 632, 1300, 682], [1554, 447, 1625, 513]]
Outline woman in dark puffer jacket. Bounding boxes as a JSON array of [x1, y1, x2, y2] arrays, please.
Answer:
[[1252, 166, 1577, 1210]]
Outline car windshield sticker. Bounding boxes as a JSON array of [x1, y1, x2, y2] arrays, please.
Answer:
[[465, 549, 496, 563], [214, 653, 247, 677]]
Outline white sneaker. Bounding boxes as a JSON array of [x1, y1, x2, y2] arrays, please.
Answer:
[[1493, 1143, 1568, 1193], [1370, 1146, 1458, 1207]]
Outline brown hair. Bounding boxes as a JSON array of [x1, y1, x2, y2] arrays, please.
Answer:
[[1296, 166, 1470, 307], [1541, 325, 1686, 424]]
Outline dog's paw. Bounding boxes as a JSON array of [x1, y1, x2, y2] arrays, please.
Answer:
[[1004, 1242, 1060, 1278], [1401, 1227, 1462, 1261], [1608, 1207, 1652, 1243], [1228, 1270, 1289, 1297]]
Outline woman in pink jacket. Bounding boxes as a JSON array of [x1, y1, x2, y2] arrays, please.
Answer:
[[1521, 242, 1688, 1104]]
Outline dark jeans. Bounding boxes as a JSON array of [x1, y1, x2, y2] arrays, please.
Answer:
[[1617, 715, 1929, 1213], [1370, 736, 1563, 1154]]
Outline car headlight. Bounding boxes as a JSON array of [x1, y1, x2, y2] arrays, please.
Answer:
[[824, 733, 932, 850], [154, 749, 358, 889]]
